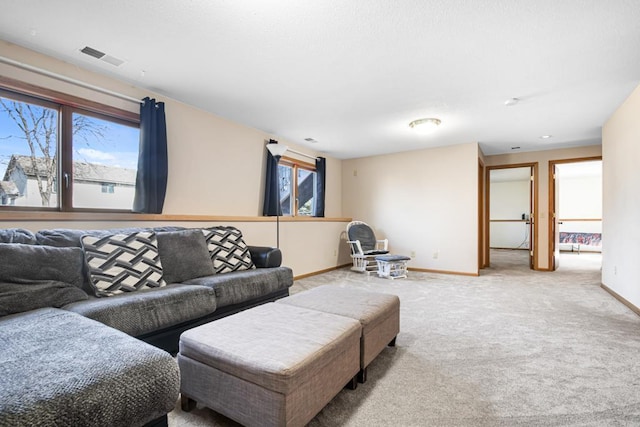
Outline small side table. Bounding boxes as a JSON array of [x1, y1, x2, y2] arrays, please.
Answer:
[[375, 255, 411, 279]]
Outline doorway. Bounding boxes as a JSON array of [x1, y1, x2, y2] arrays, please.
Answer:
[[548, 157, 602, 271], [486, 163, 538, 269]]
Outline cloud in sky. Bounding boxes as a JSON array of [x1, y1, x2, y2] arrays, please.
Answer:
[[76, 148, 116, 162]]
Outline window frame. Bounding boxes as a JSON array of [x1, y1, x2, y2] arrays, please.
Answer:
[[0, 77, 140, 213], [278, 156, 317, 217]]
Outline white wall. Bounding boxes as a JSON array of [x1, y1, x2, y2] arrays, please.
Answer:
[[0, 41, 348, 277], [342, 142, 479, 275], [558, 176, 602, 219], [489, 179, 530, 248], [557, 174, 602, 252], [490, 222, 530, 249], [490, 180, 530, 219], [602, 83, 640, 310]]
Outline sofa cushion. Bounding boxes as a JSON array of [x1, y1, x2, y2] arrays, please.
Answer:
[[35, 226, 186, 248], [157, 229, 215, 284], [81, 231, 165, 296], [183, 266, 293, 308], [0, 308, 179, 427], [0, 228, 36, 244], [0, 280, 87, 317], [202, 227, 255, 273], [63, 283, 217, 337], [0, 243, 87, 289]]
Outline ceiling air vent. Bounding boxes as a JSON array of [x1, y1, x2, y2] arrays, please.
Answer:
[[101, 55, 125, 67], [80, 46, 105, 59], [80, 46, 125, 67], [304, 137, 319, 143]]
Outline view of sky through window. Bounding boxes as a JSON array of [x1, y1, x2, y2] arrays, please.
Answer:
[[0, 98, 139, 176]]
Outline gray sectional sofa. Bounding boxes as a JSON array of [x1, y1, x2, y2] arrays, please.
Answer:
[[0, 225, 294, 426], [0, 225, 293, 353]]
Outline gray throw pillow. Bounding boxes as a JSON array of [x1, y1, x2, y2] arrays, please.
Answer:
[[157, 229, 215, 284], [0, 243, 86, 289]]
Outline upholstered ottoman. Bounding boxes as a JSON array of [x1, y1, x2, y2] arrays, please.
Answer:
[[178, 303, 361, 427], [0, 308, 180, 427], [277, 285, 400, 383], [375, 254, 411, 279]]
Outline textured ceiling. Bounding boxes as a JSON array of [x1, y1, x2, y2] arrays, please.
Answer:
[[1, 0, 639, 159]]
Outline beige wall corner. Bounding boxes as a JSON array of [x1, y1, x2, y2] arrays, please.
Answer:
[[342, 142, 479, 275], [602, 83, 640, 311]]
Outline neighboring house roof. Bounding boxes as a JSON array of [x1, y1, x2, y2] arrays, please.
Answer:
[[73, 161, 137, 185], [3, 155, 136, 185], [0, 181, 19, 196]]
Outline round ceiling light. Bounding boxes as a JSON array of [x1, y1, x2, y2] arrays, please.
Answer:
[[409, 118, 441, 133], [504, 97, 520, 106]]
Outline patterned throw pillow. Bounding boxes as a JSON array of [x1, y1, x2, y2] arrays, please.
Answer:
[[202, 227, 255, 273], [81, 231, 165, 296]]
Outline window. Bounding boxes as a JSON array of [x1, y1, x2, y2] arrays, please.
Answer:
[[0, 87, 139, 211], [278, 158, 317, 216], [101, 183, 115, 194]]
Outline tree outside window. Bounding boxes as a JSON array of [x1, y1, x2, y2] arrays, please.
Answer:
[[0, 89, 139, 210]]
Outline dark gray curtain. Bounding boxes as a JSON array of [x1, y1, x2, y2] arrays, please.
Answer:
[[262, 141, 280, 216], [314, 156, 326, 217], [133, 97, 168, 214]]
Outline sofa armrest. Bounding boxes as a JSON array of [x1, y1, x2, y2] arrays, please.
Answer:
[[248, 246, 282, 268]]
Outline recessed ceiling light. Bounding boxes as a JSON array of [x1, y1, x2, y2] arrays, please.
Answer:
[[409, 118, 441, 134], [539, 135, 552, 139], [504, 98, 520, 107]]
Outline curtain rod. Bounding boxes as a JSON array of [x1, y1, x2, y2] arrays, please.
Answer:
[[0, 55, 143, 104]]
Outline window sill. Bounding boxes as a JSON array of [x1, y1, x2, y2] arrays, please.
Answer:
[[0, 211, 352, 223]]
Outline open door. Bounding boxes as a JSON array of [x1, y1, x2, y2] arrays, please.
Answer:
[[550, 164, 561, 270], [548, 157, 602, 271], [478, 159, 485, 270], [485, 163, 538, 270], [529, 167, 535, 269]]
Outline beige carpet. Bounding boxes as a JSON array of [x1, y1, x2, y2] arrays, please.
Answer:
[[169, 250, 640, 426]]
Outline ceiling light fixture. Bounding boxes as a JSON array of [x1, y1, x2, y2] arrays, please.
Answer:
[[539, 135, 552, 139], [409, 118, 441, 134], [504, 98, 520, 107]]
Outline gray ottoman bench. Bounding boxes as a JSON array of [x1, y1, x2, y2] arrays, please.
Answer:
[[0, 308, 180, 427], [178, 302, 361, 427], [277, 285, 400, 383]]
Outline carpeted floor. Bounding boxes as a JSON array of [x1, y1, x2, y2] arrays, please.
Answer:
[[169, 250, 640, 426]]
